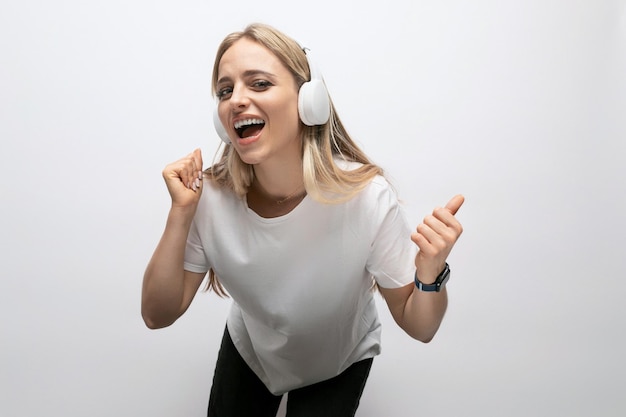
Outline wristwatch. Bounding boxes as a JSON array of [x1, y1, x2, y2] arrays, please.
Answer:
[[414, 263, 450, 292]]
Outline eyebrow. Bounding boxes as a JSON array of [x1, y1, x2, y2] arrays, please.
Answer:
[[217, 69, 277, 86]]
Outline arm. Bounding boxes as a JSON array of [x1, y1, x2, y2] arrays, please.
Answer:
[[141, 149, 206, 329], [379, 281, 448, 343], [379, 195, 464, 342]]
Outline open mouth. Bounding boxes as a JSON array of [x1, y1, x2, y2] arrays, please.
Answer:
[[234, 118, 265, 139]]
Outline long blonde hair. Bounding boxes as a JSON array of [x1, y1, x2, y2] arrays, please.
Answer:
[[204, 23, 384, 296]]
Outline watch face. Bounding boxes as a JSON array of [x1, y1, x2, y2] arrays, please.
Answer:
[[437, 264, 450, 290], [439, 272, 450, 287]]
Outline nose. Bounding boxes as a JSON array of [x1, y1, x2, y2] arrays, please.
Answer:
[[229, 84, 250, 112]]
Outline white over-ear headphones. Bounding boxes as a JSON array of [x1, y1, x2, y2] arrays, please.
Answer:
[[213, 48, 331, 144], [297, 49, 331, 127]]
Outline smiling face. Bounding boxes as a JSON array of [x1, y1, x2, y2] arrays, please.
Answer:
[[215, 38, 302, 167]]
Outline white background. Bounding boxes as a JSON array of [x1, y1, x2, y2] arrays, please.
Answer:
[[1, 1, 625, 416]]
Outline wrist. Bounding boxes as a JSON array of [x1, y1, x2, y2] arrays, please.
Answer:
[[414, 263, 450, 292], [414, 262, 445, 284], [414, 271, 437, 285], [166, 205, 197, 228]]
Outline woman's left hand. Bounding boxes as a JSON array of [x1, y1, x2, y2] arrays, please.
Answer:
[[411, 195, 465, 283]]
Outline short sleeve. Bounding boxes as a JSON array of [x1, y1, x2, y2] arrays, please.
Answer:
[[365, 180, 417, 288], [183, 218, 210, 274]]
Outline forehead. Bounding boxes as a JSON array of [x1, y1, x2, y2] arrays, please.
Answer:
[[218, 38, 288, 80]]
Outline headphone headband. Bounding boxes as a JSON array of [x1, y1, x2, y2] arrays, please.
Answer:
[[302, 47, 322, 81]]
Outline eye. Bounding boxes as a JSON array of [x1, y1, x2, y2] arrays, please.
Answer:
[[216, 86, 233, 100], [251, 80, 272, 90]]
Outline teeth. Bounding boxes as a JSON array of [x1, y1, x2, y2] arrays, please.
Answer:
[[234, 118, 264, 129]]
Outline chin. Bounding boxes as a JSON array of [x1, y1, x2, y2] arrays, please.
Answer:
[[234, 148, 266, 166]]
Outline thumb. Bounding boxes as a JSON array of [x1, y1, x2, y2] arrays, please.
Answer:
[[444, 194, 465, 215]]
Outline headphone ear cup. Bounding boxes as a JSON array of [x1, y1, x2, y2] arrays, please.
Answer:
[[298, 79, 330, 126], [213, 107, 231, 144]]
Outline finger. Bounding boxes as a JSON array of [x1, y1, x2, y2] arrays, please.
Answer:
[[415, 222, 445, 248], [410, 231, 430, 251], [192, 148, 204, 180], [411, 229, 441, 258], [171, 152, 196, 191], [423, 213, 448, 234], [182, 156, 196, 190], [431, 208, 464, 236], [444, 194, 465, 216], [191, 149, 203, 190], [422, 215, 457, 246]]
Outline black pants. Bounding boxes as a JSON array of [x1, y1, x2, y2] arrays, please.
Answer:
[[208, 327, 373, 417]]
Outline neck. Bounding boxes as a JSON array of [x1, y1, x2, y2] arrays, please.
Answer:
[[247, 162, 307, 218], [252, 180, 305, 205], [252, 159, 304, 201]]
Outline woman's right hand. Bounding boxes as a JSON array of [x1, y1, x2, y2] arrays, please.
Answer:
[[162, 148, 204, 209]]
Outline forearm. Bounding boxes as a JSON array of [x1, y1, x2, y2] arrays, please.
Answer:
[[401, 195, 464, 342], [399, 286, 448, 343], [141, 207, 195, 328]]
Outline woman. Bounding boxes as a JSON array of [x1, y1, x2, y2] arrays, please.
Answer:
[[142, 23, 464, 417]]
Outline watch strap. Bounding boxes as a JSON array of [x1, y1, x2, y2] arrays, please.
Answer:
[[414, 263, 450, 292]]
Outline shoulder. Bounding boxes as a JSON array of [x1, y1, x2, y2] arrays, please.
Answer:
[[201, 176, 239, 197], [197, 177, 241, 211], [338, 175, 400, 228]]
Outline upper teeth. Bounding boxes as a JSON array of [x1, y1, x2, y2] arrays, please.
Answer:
[[234, 118, 264, 129]]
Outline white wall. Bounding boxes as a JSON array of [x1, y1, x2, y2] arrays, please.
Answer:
[[1, 1, 625, 416]]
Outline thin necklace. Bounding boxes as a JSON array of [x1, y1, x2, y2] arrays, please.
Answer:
[[275, 185, 306, 205], [254, 181, 306, 205]]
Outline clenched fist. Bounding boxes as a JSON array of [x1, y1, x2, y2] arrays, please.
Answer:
[[162, 148, 204, 209]]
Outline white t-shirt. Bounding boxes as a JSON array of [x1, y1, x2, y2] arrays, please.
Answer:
[[184, 170, 417, 395]]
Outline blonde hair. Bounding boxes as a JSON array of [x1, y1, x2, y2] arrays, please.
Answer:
[[204, 23, 384, 296]]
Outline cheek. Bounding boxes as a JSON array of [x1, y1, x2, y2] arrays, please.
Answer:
[[267, 97, 300, 128], [283, 108, 303, 138], [284, 96, 302, 127]]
